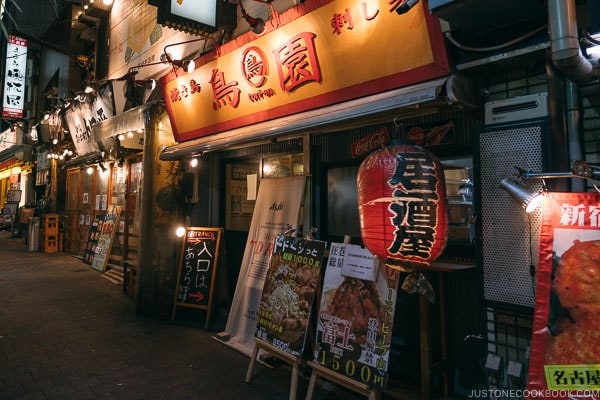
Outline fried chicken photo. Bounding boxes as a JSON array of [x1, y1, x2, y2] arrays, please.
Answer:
[[326, 277, 385, 346], [546, 316, 600, 364], [553, 240, 600, 322]]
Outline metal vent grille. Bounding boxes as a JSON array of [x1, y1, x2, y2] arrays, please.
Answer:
[[480, 122, 545, 307]]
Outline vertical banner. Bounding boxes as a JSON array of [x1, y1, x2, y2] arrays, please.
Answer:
[[255, 235, 325, 358], [2, 35, 27, 119], [314, 242, 399, 388], [221, 176, 306, 356], [528, 192, 600, 399]]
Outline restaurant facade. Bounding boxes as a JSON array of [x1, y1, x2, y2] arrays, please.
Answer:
[[2, 0, 600, 398]]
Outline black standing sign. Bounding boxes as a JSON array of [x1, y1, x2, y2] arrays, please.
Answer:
[[172, 227, 223, 329]]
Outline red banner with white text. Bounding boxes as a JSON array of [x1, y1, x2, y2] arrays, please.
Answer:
[[528, 192, 600, 399]]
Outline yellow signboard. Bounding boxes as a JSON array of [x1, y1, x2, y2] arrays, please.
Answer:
[[162, 0, 449, 142]]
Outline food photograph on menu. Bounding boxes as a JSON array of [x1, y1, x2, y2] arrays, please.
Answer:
[[255, 235, 325, 358], [528, 192, 600, 398], [314, 242, 400, 389]]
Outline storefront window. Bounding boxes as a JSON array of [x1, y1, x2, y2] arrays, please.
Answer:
[[262, 154, 304, 178]]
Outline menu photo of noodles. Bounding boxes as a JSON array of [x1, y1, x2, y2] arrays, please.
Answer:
[[313, 242, 399, 389], [528, 192, 600, 399], [255, 235, 326, 358]]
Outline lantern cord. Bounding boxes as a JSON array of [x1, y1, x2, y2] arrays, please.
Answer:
[[528, 214, 536, 297]]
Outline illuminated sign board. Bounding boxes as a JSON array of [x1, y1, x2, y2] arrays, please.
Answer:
[[2, 35, 27, 120], [149, 0, 236, 35], [162, 0, 449, 143]]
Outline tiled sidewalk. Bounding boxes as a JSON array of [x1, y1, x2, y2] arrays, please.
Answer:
[[0, 232, 363, 400]]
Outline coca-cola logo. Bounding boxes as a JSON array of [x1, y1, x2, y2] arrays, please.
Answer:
[[351, 128, 390, 158]]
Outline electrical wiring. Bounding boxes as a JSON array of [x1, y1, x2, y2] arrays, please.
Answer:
[[444, 25, 547, 53]]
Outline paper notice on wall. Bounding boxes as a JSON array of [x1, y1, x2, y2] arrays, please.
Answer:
[[247, 174, 257, 200], [341, 244, 378, 281]]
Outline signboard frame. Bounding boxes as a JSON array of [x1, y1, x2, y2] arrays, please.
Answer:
[[172, 226, 224, 330]]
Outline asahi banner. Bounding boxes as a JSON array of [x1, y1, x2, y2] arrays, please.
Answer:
[[528, 192, 600, 400], [2, 35, 27, 119], [64, 83, 116, 156], [221, 176, 306, 356]]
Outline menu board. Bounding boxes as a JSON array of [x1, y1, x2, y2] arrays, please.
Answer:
[[173, 227, 223, 323], [314, 242, 399, 389], [83, 217, 103, 264], [91, 205, 121, 272], [255, 235, 326, 358]]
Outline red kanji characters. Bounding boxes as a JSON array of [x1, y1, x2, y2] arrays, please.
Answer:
[[273, 32, 321, 93], [331, 8, 354, 34], [209, 69, 241, 109]]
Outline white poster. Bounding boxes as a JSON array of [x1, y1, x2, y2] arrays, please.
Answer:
[[2, 35, 27, 119], [221, 176, 306, 356]]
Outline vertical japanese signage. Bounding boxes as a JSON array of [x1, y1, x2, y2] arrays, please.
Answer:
[[255, 235, 325, 358], [162, 0, 448, 142], [3, 35, 27, 119], [173, 227, 223, 309], [528, 192, 600, 399], [314, 242, 399, 388]]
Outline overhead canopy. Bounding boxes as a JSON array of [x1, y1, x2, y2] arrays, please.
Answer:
[[159, 75, 477, 160]]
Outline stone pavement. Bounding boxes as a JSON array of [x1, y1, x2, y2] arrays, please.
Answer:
[[0, 231, 372, 400]]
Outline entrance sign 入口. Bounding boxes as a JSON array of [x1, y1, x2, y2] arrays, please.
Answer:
[[314, 242, 399, 389], [172, 227, 223, 329], [221, 176, 306, 356], [528, 192, 600, 399], [255, 235, 326, 358]]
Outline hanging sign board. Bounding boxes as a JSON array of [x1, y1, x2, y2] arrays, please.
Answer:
[[64, 83, 116, 156], [2, 35, 27, 119], [314, 242, 400, 389], [255, 235, 326, 358], [162, 0, 449, 142], [173, 227, 223, 323], [91, 205, 122, 272], [528, 192, 600, 399]]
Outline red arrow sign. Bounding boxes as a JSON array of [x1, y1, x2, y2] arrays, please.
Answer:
[[189, 292, 204, 302]]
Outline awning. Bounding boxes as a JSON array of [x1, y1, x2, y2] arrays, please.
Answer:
[[0, 145, 32, 164], [159, 75, 478, 161], [92, 101, 161, 142]]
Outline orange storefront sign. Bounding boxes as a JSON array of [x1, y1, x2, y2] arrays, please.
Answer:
[[161, 0, 449, 143]]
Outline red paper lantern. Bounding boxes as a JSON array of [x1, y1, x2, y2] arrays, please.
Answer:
[[357, 144, 448, 267]]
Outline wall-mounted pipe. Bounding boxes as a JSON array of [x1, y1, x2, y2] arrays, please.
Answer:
[[548, 0, 599, 82]]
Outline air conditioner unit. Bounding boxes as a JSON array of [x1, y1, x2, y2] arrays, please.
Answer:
[[484, 92, 548, 125]]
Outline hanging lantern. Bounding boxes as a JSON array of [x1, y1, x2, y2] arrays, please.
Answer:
[[357, 143, 448, 269]]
